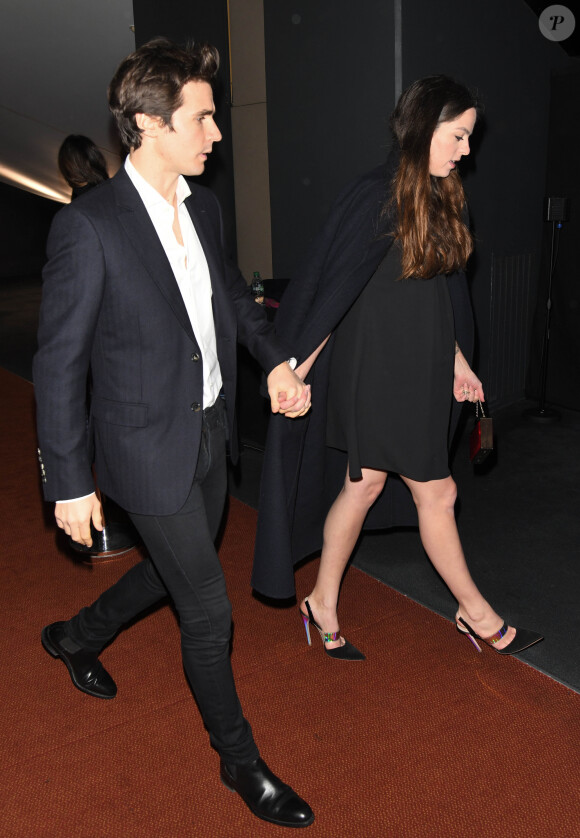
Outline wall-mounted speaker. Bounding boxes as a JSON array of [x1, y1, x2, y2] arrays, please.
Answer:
[[543, 196, 569, 222]]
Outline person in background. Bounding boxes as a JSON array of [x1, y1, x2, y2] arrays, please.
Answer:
[[252, 75, 543, 662], [35, 38, 313, 829], [58, 134, 110, 199]]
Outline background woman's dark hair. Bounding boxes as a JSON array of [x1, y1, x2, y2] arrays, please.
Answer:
[[108, 37, 220, 150], [58, 134, 109, 190], [389, 75, 481, 279]]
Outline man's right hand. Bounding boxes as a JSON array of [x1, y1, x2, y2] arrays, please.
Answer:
[[54, 493, 103, 547]]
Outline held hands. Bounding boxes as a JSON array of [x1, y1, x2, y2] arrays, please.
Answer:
[[267, 361, 312, 418], [54, 493, 103, 548], [453, 344, 485, 404]]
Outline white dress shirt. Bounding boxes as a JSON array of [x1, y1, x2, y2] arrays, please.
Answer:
[[125, 157, 222, 408]]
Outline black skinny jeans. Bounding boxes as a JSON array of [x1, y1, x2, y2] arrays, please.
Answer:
[[68, 398, 259, 765]]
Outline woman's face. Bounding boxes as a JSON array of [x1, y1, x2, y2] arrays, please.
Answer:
[[429, 107, 477, 177]]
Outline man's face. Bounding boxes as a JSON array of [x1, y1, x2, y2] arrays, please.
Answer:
[[153, 80, 222, 177]]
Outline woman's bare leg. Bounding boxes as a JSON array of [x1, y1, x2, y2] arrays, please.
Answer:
[[400, 474, 516, 648], [303, 467, 387, 649]]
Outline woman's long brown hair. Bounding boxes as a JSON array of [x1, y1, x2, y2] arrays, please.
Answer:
[[388, 76, 480, 279]]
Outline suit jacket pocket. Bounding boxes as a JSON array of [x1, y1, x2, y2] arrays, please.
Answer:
[[91, 396, 148, 427]]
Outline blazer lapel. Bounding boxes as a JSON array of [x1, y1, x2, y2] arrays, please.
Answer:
[[183, 190, 222, 288], [183, 189, 232, 337], [112, 169, 195, 341]]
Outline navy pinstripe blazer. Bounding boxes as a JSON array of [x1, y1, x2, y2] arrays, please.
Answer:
[[34, 167, 288, 515]]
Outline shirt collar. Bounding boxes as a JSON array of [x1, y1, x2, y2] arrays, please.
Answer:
[[124, 156, 192, 211]]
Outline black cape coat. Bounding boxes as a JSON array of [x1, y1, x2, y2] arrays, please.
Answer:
[[251, 154, 475, 599]]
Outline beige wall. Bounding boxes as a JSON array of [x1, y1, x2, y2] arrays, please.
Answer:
[[228, 0, 272, 280]]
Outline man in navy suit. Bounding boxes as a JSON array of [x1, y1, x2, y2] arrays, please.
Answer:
[[34, 38, 313, 829]]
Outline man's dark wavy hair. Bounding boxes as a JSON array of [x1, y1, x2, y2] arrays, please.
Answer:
[[108, 37, 219, 150]]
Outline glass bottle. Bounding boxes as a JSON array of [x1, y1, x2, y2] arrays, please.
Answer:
[[251, 271, 265, 305]]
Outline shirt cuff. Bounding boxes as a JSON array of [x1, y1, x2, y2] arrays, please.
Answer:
[[57, 492, 96, 504]]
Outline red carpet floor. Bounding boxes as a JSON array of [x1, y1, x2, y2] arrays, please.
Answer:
[[1, 368, 579, 837]]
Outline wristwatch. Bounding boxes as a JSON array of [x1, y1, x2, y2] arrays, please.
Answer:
[[286, 357, 297, 370]]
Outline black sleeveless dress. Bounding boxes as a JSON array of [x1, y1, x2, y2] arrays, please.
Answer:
[[326, 244, 455, 482]]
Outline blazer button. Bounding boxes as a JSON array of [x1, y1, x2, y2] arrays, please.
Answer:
[[191, 353, 200, 362], [191, 402, 202, 412]]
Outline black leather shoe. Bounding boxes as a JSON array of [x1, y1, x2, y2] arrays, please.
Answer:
[[41, 621, 117, 699], [220, 758, 314, 828]]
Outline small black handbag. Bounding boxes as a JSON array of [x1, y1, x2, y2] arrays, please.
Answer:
[[469, 400, 493, 465]]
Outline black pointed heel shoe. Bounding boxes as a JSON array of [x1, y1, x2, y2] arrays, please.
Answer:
[[299, 598, 365, 661], [456, 616, 544, 655]]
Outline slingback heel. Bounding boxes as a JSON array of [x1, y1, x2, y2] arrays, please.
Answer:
[[456, 616, 544, 655], [300, 598, 365, 661]]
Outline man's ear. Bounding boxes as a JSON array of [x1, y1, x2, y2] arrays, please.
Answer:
[[135, 112, 163, 138]]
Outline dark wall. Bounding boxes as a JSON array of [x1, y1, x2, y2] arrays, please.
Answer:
[[265, 0, 396, 278], [264, 0, 577, 405], [0, 182, 60, 279], [527, 65, 580, 410], [132, 0, 237, 255]]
